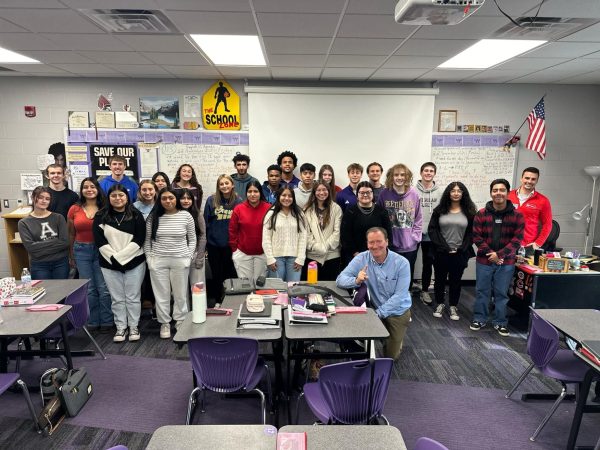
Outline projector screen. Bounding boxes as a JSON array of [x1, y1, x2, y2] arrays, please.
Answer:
[[246, 86, 437, 185]]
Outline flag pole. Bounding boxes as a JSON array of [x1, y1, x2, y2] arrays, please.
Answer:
[[503, 94, 546, 149]]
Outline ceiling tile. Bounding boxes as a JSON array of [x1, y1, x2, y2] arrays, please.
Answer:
[[257, 13, 340, 37], [474, 0, 541, 17], [326, 54, 387, 68], [557, 70, 600, 84], [85, 51, 154, 65], [413, 16, 509, 40], [269, 54, 326, 67], [163, 65, 221, 77], [549, 58, 600, 72], [108, 64, 172, 76], [510, 71, 575, 83], [271, 67, 322, 79], [346, 0, 397, 15], [53, 63, 122, 74], [60, 0, 161, 7], [166, 11, 257, 34], [321, 68, 373, 79], [394, 39, 476, 57], [254, 0, 346, 13], [157, 0, 250, 11], [330, 38, 401, 55], [560, 22, 600, 42], [0, 33, 61, 50], [337, 14, 415, 38], [263, 37, 331, 54], [141, 52, 209, 65], [527, 42, 600, 58], [369, 68, 429, 80], [0, 9, 104, 33], [495, 57, 570, 71], [0, 17, 28, 33], [0, 63, 68, 74], [528, 0, 600, 18], [42, 33, 134, 51], [0, 1, 65, 7], [383, 55, 446, 69], [18, 50, 94, 64], [115, 35, 196, 52], [218, 66, 271, 78], [462, 69, 537, 83], [416, 69, 482, 82]]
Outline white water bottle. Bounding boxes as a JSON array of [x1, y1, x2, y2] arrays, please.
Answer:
[[21, 268, 31, 288], [192, 282, 207, 324]]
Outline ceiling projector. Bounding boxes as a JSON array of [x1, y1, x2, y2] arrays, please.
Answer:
[[395, 0, 485, 25]]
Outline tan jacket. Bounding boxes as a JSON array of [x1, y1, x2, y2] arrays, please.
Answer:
[[304, 202, 342, 265]]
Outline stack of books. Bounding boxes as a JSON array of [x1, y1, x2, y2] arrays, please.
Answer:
[[236, 303, 282, 329], [288, 310, 328, 325], [2, 285, 46, 306]]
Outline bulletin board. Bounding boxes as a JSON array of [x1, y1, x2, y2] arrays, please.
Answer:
[[430, 134, 517, 209]]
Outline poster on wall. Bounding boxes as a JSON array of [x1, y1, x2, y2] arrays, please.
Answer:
[[202, 80, 240, 130], [139, 96, 179, 129], [90, 144, 138, 179]]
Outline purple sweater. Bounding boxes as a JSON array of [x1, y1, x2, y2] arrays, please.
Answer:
[[376, 187, 422, 252]]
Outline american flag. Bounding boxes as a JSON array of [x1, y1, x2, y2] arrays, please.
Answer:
[[526, 98, 546, 159]]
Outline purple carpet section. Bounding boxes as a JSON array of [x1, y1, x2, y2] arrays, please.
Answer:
[[2, 354, 599, 449]]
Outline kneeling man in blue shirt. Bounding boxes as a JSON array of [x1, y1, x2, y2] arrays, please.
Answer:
[[336, 227, 412, 359]]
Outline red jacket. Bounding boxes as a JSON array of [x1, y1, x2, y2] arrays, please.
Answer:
[[228, 201, 271, 255], [507, 189, 552, 247]]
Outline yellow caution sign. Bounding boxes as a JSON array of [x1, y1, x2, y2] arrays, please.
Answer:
[[202, 80, 241, 130]]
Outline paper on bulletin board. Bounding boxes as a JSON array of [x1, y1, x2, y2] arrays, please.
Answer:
[[37, 154, 55, 170], [184, 95, 201, 118], [66, 145, 89, 163], [69, 163, 89, 190], [139, 142, 159, 178], [20, 173, 44, 191]]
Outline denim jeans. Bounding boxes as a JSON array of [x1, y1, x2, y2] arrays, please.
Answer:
[[473, 262, 515, 326], [267, 256, 301, 282], [101, 263, 145, 330], [31, 257, 69, 280], [73, 242, 113, 326]]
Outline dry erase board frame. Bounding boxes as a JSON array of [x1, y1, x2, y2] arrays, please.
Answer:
[[430, 134, 517, 210]]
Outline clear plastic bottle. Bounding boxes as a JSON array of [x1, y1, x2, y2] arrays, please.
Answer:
[[21, 267, 31, 288], [517, 246, 526, 263], [192, 282, 207, 324]]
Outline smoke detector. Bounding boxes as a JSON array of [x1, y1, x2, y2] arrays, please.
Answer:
[[395, 0, 485, 25]]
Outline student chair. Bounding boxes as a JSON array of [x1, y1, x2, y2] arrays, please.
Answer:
[[296, 358, 393, 425], [415, 437, 450, 450], [40, 282, 107, 361], [186, 337, 272, 425], [0, 373, 40, 432], [542, 220, 562, 252], [505, 307, 592, 441]]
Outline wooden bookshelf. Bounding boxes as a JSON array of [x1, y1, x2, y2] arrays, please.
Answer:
[[3, 209, 31, 277]]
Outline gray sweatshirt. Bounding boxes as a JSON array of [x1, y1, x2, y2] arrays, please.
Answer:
[[416, 180, 441, 241], [18, 213, 69, 262]]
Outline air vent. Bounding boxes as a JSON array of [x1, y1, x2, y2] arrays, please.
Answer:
[[494, 17, 598, 40], [79, 9, 180, 34]]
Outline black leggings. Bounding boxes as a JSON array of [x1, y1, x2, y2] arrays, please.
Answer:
[[433, 251, 467, 307], [206, 244, 237, 305]]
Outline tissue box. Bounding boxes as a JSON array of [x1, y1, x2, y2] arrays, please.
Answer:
[[0, 277, 17, 299]]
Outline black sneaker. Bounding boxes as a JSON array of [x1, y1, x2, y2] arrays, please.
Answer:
[[470, 321, 486, 331], [494, 325, 510, 336]]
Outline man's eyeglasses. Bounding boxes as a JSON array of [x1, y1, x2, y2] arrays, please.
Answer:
[[358, 191, 373, 196]]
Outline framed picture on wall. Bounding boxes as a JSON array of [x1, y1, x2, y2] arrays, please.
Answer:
[[438, 110, 458, 132]]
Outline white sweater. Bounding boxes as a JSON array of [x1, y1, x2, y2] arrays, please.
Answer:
[[262, 209, 307, 266], [304, 202, 342, 265]]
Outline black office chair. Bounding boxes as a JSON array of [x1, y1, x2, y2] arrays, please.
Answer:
[[542, 220, 562, 252]]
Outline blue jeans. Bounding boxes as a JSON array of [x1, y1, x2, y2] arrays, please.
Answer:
[[74, 242, 113, 327], [473, 262, 515, 326], [267, 256, 301, 282], [31, 257, 69, 280]]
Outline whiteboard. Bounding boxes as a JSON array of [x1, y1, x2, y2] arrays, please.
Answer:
[[158, 142, 249, 208], [430, 134, 517, 210]]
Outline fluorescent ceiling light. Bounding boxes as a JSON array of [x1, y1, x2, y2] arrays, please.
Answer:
[[439, 39, 547, 69], [0, 47, 40, 64], [190, 34, 266, 66]]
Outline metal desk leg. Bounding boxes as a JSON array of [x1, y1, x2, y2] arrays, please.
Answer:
[[0, 338, 8, 373], [59, 320, 74, 370], [567, 368, 595, 450]]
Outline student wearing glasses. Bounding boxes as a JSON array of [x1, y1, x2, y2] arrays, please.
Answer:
[[340, 181, 392, 267]]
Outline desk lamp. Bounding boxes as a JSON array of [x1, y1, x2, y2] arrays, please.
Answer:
[[575, 166, 600, 254]]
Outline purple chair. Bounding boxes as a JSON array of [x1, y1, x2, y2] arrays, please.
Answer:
[[505, 307, 592, 441], [415, 437, 450, 450], [186, 337, 272, 425], [105, 446, 128, 450], [297, 358, 393, 425], [0, 373, 40, 432], [41, 283, 106, 360]]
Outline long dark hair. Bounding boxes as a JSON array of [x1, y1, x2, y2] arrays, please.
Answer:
[[266, 186, 304, 233], [173, 164, 203, 205], [150, 187, 183, 241], [177, 188, 200, 237], [152, 171, 171, 188], [77, 177, 106, 209], [435, 181, 477, 217], [99, 184, 135, 223], [304, 180, 333, 229], [246, 179, 266, 203]]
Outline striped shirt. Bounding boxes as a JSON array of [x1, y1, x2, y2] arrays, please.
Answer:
[[144, 210, 197, 259]]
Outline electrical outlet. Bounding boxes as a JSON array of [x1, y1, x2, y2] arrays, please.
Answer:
[[3, 200, 8, 208]]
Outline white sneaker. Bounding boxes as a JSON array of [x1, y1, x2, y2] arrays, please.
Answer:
[[433, 304, 445, 318], [113, 328, 128, 343], [128, 327, 141, 341], [160, 323, 171, 339], [420, 291, 433, 305], [449, 306, 460, 321]]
